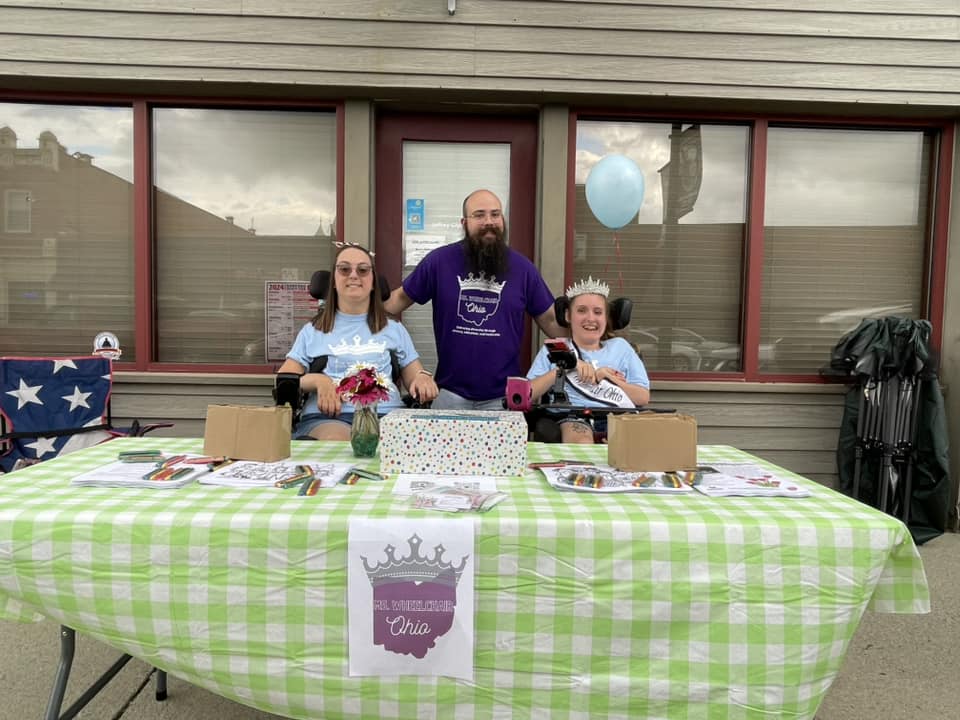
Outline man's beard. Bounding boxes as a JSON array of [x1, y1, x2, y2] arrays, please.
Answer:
[[462, 226, 509, 278]]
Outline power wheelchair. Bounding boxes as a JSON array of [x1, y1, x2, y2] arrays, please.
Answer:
[[507, 294, 655, 443], [273, 270, 426, 438]]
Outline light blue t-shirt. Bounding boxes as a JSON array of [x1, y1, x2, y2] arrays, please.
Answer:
[[526, 336, 649, 408], [287, 312, 419, 415]]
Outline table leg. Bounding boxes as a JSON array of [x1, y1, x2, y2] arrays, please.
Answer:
[[44, 625, 133, 720]]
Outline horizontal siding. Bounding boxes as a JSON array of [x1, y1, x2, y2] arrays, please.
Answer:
[[108, 374, 848, 488], [6, 35, 960, 93], [5, 0, 960, 20], [10, 10, 960, 68], [2, 3, 960, 106]]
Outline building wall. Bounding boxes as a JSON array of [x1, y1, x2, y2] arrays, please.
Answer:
[[3, 1, 958, 511], [2, 2, 960, 107]]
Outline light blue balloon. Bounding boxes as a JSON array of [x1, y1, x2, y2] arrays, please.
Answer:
[[585, 154, 645, 229]]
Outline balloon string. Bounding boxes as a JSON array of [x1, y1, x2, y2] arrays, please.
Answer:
[[613, 232, 624, 291]]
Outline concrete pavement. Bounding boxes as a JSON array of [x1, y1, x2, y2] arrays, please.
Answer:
[[3, 533, 958, 720]]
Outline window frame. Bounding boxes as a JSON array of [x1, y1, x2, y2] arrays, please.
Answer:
[[567, 110, 952, 383], [0, 91, 343, 373]]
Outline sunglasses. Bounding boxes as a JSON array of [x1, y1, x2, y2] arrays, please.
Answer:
[[335, 263, 373, 277]]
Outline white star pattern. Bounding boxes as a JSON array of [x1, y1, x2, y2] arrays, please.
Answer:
[[24, 436, 57, 458], [62, 386, 92, 412], [5, 379, 44, 410], [52, 359, 78, 374]]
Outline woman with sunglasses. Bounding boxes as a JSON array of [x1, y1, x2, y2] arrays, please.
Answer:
[[277, 244, 438, 440]]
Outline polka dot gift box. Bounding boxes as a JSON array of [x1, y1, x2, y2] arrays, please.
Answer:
[[379, 409, 528, 476]]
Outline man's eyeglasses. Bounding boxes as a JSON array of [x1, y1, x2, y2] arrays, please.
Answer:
[[467, 210, 502, 221], [335, 263, 373, 277]]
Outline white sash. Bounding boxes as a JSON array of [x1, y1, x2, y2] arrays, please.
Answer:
[[564, 371, 636, 408]]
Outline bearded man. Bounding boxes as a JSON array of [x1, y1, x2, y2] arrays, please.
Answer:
[[385, 189, 565, 409]]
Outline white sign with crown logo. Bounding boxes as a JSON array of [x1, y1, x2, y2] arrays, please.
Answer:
[[348, 518, 475, 678]]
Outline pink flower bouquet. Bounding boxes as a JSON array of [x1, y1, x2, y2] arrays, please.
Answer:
[[336, 364, 391, 407]]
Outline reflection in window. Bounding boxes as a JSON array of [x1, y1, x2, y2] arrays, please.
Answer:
[[0, 105, 134, 358], [574, 121, 749, 372], [4, 190, 31, 232], [761, 128, 930, 374], [154, 108, 336, 363]]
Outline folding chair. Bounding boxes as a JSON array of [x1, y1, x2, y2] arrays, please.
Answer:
[[1, 355, 172, 472], [0, 355, 173, 718]]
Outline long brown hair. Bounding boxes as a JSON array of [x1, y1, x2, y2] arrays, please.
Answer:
[[313, 244, 388, 334]]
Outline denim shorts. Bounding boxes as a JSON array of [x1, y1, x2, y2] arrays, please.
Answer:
[[294, 412, 353, 438]]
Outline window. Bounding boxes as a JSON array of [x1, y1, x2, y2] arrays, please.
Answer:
[[0, 104, 135, 358], [0, 102, 338, 368], [4, 190, 31, 233], [153, 108, 337, 364], [573, 117, 941, 379], [761, 128, 930, 374], [573, 121, 750, 373]]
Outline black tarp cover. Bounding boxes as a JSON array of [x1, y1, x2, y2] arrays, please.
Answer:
[[831, 317, 950, 544]]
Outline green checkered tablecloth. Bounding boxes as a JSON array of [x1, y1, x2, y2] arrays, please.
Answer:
[[0, 438, 928, 720]]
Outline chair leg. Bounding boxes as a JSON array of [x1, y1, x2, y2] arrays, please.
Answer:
[[156, 669, 168, 701]]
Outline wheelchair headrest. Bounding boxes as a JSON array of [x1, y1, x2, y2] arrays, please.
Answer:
[[554, 296, 632, 331], [309, 270, 391, 303]]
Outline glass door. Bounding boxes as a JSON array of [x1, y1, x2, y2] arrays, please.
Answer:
[[375, 113, 538, 372]]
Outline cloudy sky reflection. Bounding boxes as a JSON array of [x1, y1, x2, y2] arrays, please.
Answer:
[[1, 103, 337, 237], [577, 120, 925, 227]]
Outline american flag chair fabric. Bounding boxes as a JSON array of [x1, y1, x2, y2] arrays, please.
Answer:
[[0, 356, 170, 473]]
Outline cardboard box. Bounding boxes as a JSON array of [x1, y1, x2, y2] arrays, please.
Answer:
[[607, 412, 697, 471], [203, 404, 291, 462], [379, 409, 527, 476]]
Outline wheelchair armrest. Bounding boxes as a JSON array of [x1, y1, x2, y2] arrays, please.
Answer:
[[274, 373, 305, 429]]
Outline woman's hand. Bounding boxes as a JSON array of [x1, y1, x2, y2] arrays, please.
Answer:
[[596, 367, 626, 385], [408, 372, 439, 403], [312, 374, 341, 416], [575, 360, 597, 384]]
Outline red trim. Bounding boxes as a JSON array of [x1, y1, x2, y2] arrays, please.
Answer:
[[335, 103, 345, 243], [564, 113, 579, 291], [574, 105, 948, 129], [132, 101, 152, 371], [1, 88, 337, 110], [142, 363, 273, 374], [926, 123, 953, 354], [741, 120, 768, 380]]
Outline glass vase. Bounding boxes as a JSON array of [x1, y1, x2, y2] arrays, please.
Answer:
[[350, 403, 380, 457]]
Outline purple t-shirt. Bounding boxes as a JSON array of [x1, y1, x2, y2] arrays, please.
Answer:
[[403, 241, 555, 401]]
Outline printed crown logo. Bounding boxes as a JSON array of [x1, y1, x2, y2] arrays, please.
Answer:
[[328, 334, 387, 356], [457, 272, 505, 294], [362, 534, 468, 588]]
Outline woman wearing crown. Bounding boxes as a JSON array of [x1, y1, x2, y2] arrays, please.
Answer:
[[277, 243, 438, 440], [525, 277, 650, 444]]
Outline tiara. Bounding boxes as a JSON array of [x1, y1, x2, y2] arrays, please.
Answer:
[[565, 276, 609, 299], [333, 241, 375, 258]]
